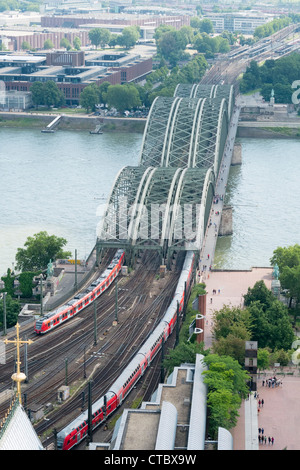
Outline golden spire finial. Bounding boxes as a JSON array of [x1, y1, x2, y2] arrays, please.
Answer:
[[4, 323, 33, 405]]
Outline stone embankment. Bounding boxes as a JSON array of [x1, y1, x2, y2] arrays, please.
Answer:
[[0, 111, 146, 133]]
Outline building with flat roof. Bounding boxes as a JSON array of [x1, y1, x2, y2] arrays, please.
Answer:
[[206, 11, 274, 34], [89, 355, 233, 451], [40, 12, 190, 30], [0, 50, 152, 105]]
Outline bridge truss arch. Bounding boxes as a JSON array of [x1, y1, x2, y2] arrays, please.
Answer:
[[139, 95, 229, 177], [97, 84, 236, 264], [97, 165, 215, 263]]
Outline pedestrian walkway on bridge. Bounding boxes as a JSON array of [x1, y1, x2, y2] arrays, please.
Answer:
[[199, 102, 241, 275]]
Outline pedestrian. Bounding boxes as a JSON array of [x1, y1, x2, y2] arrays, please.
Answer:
[[262, 380, 265, 387], [271, 437, 274, 445], [264, 436, 267, 444], [258, 435, 261, 443], [258, 399, 261, 407], [258, 428, 261, 434], [210, 297, 212, 304], [261, 399, 264, 407], [268, 436, 271, 445], [261, 428, 264, 435]]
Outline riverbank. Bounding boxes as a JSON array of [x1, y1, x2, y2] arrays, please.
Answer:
[[0, 111, 146, 133], [1, 110, 300, 137], [237, 121, 300, 139]]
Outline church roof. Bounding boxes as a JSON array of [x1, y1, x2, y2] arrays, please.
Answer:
[[0, 398, 44, 450]]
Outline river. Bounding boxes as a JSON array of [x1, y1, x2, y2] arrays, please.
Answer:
[[0, 128, 299, 275]]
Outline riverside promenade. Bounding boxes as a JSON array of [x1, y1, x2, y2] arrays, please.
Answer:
[[197, 101, 300, 451], [203, 267, 300, 451]]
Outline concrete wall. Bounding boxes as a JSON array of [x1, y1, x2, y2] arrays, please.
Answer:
[[219, 206, 233, 236], [231, 142, 242, 165], [237, 125, 300, 139], [0, 112, 146, 132]]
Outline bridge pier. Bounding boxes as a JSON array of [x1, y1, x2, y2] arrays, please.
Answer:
[[219, 206, 233, 236], [231, 142, 242, 165]]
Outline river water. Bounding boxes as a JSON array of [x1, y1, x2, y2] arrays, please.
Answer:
[[0, 128, 299, 275]]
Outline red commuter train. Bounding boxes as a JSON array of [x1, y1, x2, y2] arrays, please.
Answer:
[[34, 250, 125, 335], [56, 251, 195, 450]]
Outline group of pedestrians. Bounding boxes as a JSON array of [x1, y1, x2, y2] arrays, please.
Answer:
[[213, 194, 223, 204], [262, 376, 282, 388], [258, 429, 274, 446]]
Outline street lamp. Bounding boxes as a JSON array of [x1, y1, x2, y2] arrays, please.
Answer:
[[1, 292, 7, 336], [40, 274, 43, 316]]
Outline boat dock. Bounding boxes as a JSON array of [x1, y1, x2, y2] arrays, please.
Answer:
[[41, 114, 62, 133]]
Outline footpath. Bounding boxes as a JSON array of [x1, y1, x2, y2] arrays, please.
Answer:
[[197, 101, 300, 451]]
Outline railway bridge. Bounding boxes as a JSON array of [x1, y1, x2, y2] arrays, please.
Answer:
[[96, 83, 239, 267]]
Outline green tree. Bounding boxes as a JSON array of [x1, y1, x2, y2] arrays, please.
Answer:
[[244, 280, 273, 310], [203, 354, 250, 438], [270, 348, 290, 367], [89, 28, 111, 48], [190, 17, 201, 29], [270, 244, 300, 272], [1, 269, 15, 297], [163, 342, 204, 373], [60, 37, 71, 50], [73, 36, 81, 51], [118, 26, 140, 49], [105, 83, 141, 113], [0, 294, 19, 329], [213, 305, 252, 341], [257, 348, 271, 372], [247, 298, 294, 350], [280, 264, 300, 308], [98, 81, 111, 105], [15, 231, 71, 272], [154, 24, 175, 42], [270, 244, 300, 307], [21, 40, 31, 51], [157, 29, 189, 66], [43, 81, 65, 108], [212, 305, 252, 363], [80, 84, 100, 112], [108, 34, 119, 48], [199, 18, 214, 34], [18, 272, 38, 298], [30, 81, 45, 107], [43, 39, 54, 50]]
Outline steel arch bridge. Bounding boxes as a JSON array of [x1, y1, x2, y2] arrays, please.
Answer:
[[97, 84, 235, 265]]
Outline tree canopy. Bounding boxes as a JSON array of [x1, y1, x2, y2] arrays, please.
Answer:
[[80, 83, 100, 112], [88, 28, 111, 48], [104, 83, 141, 113], [30, 80, 65, 108], [254, 16, 291, 39], [15, 231, 71, 272], [212, 280, 295, 361], [239, 53, 300, 103], [271, 244, 300, 309], [118, 26, 140, 49], [0, 294, 19, 330], [203, 354, 249, 438]]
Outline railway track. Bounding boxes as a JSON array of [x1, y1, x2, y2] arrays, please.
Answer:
[[0, 250, 184, 447]]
